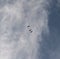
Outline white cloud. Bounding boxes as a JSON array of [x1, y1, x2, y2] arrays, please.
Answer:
[[0, 0, 50, 59]]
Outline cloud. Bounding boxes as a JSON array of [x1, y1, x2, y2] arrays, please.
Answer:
[[0, 0, 50, 59]]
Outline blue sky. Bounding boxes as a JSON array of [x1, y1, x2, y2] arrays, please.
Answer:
[[40, 0, 60, 59]]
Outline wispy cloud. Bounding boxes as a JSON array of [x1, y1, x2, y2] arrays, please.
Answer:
[[0, 0, 50, 59]]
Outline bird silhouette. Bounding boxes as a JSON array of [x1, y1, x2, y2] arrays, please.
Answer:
[[29, 29, 33, 33], [27, 25, 30, 27]]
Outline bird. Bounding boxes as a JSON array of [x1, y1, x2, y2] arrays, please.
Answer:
[[27, 25, 30, 27], [29, 29, 33, 33]]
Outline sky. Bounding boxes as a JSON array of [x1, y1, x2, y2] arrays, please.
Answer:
[[0, 0, 60, 59]]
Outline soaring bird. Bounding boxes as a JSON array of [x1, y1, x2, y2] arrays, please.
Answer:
[[29, 29, 33, 33], [27, 25, 30, 27]]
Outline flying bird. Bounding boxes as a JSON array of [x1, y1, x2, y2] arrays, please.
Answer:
[[29, 29, 33, 33], [27, 25, 30, 27]]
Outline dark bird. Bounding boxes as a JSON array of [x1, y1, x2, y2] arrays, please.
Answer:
[[27, 25, 30, 27], [29, 29, 33, 33]]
